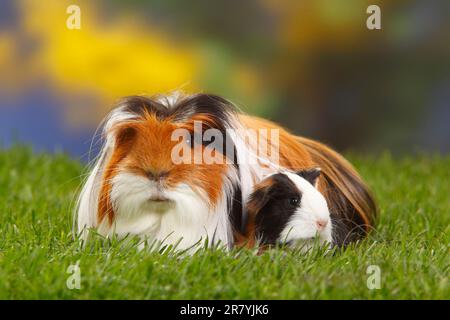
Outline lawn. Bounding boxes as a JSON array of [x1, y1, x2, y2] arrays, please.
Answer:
[[0, 146, 448, 299]]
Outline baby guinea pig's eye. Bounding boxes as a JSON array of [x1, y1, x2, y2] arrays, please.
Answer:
[[288, 196, 300, 207]]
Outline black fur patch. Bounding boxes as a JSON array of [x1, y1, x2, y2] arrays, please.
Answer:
[[120, 95, 168, 119], [119, 94, 235, 131], [229, 183, 243, 235], [320, 166, 374, 247], [172, 94, 235, 129], [249, 173, 302, 245], [297, 168, 321, 186]]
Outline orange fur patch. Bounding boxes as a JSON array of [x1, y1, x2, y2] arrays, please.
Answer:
[[239, 114, 314, 169]]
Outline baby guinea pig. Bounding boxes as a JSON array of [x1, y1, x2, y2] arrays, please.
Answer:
[[244, 168, 332, 248]]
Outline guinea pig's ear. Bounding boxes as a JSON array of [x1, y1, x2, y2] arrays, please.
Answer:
[[113, 123, 137, 146], [247, 179, 275, 215], [297, 168, 321, 188]]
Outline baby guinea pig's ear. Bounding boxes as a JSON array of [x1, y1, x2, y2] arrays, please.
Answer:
[[247, 178, 276, 214], [297, 168, 321, 188]]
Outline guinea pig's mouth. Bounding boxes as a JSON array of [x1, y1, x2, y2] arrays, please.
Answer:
[[148, 196, 171, 203], [145, 195, 176, 213]]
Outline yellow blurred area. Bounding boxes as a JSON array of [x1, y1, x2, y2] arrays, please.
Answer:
[[0, 36, 14, 68], [19, 0, 199, 102], [0, 35, 12, 68], [0, 34, 23, 92], [0, 0, 269, 126], [264, 0, 386, 51]]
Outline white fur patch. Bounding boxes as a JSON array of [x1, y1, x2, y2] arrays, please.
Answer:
[[278, 172, 332, 246], [107, 172, 231, 251]]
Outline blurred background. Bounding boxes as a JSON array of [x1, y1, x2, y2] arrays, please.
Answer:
[[0, 0, 449, 162]]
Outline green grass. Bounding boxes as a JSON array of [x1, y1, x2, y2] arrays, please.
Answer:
[[0, 146, 448, 299]]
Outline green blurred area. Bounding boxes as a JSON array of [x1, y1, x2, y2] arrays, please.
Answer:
[[0, 0, 449, 155], [0, 147, 448, 298]]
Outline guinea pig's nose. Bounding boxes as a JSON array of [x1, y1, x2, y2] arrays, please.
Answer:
[[147, 170, 169, 181], [316, 219, 329, 231]]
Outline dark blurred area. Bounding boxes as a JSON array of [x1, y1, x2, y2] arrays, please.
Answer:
[[0, 0, 449, 161]]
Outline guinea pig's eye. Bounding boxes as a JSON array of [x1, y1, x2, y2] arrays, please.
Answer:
[[288, 197, 300, 207]]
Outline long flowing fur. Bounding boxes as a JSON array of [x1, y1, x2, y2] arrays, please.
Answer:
[[237, 115, 377, 245], [76, 94, 245, 251], [75, 93, 376, 249], [296, 137, 377, 244]]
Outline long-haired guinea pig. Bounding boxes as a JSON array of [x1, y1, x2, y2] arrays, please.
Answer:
[[242, 168, 332, 248], [77, 93, 376, 252], [77, 94, 242, 251]]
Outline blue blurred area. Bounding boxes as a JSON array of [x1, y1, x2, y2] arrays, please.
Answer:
[[0, 90, 97, 162], [419, 83, 450, 153]]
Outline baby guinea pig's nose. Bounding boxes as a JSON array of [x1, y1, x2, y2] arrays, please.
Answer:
[[315, 219, 329, 231], [147, 170, 169, 181]]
